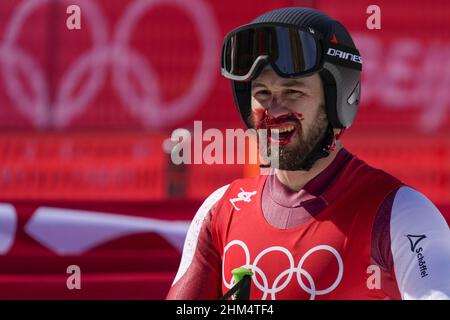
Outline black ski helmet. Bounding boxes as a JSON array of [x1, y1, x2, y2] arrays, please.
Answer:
[[222, 7, 362, 130]]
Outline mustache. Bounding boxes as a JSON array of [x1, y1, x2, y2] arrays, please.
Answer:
[[251, 109, 305, 129]]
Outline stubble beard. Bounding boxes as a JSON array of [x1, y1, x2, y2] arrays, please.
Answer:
[[258, 105, 329, 171]]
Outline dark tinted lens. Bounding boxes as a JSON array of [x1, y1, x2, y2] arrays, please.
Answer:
[[273, 27, 318, 74], [224, 28, 269, 76], [223, 26, 319, 77]]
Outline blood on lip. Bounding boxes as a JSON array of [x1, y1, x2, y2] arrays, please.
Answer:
[[251, 110, 303, 145], [267, 122, 298, 129], [253, 109, 304, 130]]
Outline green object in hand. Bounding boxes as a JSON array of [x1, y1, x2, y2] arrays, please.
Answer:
[[232, 267, 254, 283], [231, 267, 253, 299]]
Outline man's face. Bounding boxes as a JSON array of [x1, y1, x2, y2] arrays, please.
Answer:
[[250, 67, 329, 170]]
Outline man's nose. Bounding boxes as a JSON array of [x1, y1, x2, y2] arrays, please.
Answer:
[[267, 97, 288, 117]]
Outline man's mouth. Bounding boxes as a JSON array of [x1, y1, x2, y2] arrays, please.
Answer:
[[266, 122, 300, 145], [253, 110, 304, 146]]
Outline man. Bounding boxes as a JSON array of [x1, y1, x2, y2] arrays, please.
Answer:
[[167, 7, 450, 300]]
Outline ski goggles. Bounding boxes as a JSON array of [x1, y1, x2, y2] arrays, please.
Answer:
[[221, 23, 362, 81]]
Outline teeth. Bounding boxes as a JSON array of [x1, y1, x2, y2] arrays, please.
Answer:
[[271, 125, 295, 134]]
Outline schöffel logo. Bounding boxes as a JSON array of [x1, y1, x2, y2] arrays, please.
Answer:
[[406, 234, 428, 278], [326, 48, 362, 64]]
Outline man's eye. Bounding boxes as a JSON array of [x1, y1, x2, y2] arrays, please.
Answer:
[[254, 90, 271, 96], [285, 89, 303, 98]]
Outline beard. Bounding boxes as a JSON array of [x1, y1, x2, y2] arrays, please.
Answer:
[[254, 105, 330, 171]]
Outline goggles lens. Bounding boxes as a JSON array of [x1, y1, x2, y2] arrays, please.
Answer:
[[223, 25, 320, 79]]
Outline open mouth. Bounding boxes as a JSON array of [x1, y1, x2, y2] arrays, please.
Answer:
[[253, 110, 304, 146], [267, 122, 299, 145]]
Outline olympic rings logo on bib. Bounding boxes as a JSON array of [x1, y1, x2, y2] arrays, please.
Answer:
[[222, 240, 344, 300]]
